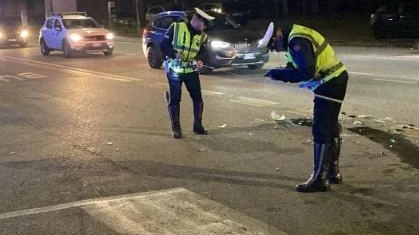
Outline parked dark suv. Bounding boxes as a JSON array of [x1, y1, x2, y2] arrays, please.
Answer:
[[370, 2, 419, 38], [142, 10, 269, 73]]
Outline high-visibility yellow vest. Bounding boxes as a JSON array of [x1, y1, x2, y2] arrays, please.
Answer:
[[288, 24, 346, 83], [170, 22, 205, 74]]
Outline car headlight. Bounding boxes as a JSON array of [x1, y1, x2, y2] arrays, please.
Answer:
[[70, 33, 82, 42], [210, 40, 231, 49], [106, 33, 114, 40], [0, 32, 4, 39], [20, 30, 29, 38]]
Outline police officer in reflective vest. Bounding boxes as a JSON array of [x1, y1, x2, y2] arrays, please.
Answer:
[[265, 24, 349, 192], [160, 8, 214, 139]]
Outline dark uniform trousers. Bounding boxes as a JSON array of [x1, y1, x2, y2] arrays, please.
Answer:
[[295, 70, 348, 192], [166, 69, 207, 138], [167, 70, 203, 112], [312, 70, 348, 144]]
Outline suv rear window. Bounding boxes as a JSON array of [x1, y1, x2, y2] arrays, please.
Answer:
[[152, 16, 184, 29], [63, 18, 100, 29]]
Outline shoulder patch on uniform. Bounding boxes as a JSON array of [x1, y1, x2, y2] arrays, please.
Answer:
[[293, 44, 301, 52]]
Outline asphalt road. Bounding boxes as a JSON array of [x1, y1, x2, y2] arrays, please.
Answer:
[[0, 39, 418, 235]]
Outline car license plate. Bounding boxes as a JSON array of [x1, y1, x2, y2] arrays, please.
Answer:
[[244, 53, 256, 60], [93, 42, 101, 47], [8, 39, 17, 42]]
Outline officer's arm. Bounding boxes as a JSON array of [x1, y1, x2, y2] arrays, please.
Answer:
[[288, 37, 316, 82], [159, 24, 176, 59], [267, 38, 315, 83], [196, 33, 209, 61]]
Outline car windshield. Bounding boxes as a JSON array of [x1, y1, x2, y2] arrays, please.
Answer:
[[62, 18, 100, 29], [206, 14, 240, 31]]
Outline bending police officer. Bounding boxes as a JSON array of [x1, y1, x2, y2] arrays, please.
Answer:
[[265, 24, 349, 193], [160, 8, 214, 138]]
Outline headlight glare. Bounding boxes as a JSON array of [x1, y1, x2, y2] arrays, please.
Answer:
[[106, 33, 114, 40], [20, 30, 29, 38], [70, 33, 82, 42]]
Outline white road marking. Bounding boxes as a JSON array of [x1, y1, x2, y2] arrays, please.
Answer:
[[18, 72, 47, 79], [230, 96, 279, 107], [350, 72, 375, 76], [351, 71, 418, 83], [0, 188, 286, 235], [0, 56, 142, 82], [373, 78, 417, 84], [202, 90, 225, 96], [0, 75, 24, 82]]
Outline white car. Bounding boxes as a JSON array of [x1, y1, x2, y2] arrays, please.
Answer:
[[39, 12, 114, 57]]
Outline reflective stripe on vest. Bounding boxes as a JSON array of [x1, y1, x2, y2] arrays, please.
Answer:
[[288, 24, 346, 83], [170, 22, 203, 74]]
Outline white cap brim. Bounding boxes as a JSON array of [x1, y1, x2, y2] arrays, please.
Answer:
[[194, 7, 215, 21]]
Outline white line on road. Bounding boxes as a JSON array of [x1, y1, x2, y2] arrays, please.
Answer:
[[0, 188, 185, 220], [0, 188, 286, 234], [373, 78, 417, 84], [202, 90, 225, 96], [350, 72, 375, 76], [0, 56, 142, 82], [230, 96, 279, 107]]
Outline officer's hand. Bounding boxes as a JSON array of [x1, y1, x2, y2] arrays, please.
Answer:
[[196, 60, 204, 70], [264, 68, 286, 81], [298, 79, 323, 91], [175, 53, 182, 60]]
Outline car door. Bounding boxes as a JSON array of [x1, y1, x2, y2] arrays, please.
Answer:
[[384, 4, 403, 33], [41, 18, 55, 47], [50, 19, 66, 49]]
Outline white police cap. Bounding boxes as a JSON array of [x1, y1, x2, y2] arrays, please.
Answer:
[[194, 7, 215, 21]]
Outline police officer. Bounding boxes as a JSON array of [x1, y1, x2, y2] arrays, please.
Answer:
[[160, 8, 214, 139], [265, 24, 348, 192]]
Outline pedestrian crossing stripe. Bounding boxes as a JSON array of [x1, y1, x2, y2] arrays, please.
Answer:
[[0, 188, 287, 235]]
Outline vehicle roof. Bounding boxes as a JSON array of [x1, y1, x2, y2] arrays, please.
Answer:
[[154, 10, 223, 19], [155, 11, 187, 17]]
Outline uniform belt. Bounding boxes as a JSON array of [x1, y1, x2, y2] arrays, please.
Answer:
[[320, 62, 344, 77], [172, 60, 194, 68]]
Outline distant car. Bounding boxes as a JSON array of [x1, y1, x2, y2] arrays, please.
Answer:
[[142, 10, 269, 73], [370, 2, 419, 38], [39, 12, 114, 58], [145, 6, 165, 23], [197, 3, 223, 14], [0, 16, 29, 47]]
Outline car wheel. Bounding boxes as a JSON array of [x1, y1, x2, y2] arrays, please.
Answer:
[[40, 39, 50, 56], [147, 46, 163, 68], [62, 40, 73, 58], [372, 23, 386, 39], [247, 64, 264, 70], [104, 48, 113, 56]]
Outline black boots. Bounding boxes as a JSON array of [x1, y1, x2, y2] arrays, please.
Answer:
[[168, 106, 182, 139], [296, 143, 332, 193], [328, 137, 343, 184], [168, 103, 207, 138], [193, 102, 208, 135]]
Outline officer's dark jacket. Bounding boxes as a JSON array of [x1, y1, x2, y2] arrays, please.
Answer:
[[280, 28, 316, 83], [160, 22, 209, 61]]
